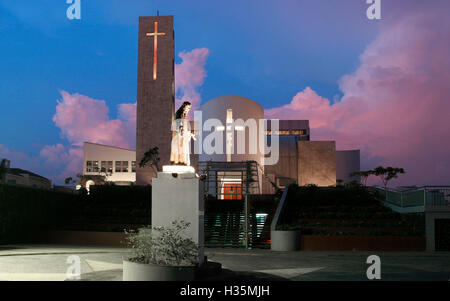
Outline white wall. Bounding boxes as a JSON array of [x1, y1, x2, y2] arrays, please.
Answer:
[[83, 142, 136, 184]]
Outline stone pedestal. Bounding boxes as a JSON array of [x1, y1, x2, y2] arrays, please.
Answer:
[[151, 166, 204, 264]]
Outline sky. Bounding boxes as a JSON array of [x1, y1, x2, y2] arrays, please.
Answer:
[[0, 0, 449, 186]]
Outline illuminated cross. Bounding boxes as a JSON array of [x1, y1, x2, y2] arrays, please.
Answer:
[[225, 109, 245, 162], [146, 21, 166, 80]]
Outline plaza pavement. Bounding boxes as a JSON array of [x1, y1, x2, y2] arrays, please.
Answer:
[[0, 245, 448, 281]]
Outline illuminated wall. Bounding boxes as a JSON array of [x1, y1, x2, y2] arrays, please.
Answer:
[[298, 141, 336, 187]]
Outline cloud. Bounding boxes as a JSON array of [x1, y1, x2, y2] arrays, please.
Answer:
[[175, 48, 210, 113], [266, 5, 450, 186], [53, 91, 135, 149], [0, 144, 41, 172], [34, 48, 210, 183]]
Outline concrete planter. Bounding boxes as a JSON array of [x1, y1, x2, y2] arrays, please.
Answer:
[[271, 230, 300, 251], [123, 260, 196, 281]]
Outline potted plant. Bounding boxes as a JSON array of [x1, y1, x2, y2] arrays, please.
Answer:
[[123, 220, 199, 281], [271, 224, 301, 251]]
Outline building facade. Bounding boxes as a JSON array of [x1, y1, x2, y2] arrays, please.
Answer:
[[83, 142, 136, 186], [1, 159, 51, 189], [82, 95, 361, 197]]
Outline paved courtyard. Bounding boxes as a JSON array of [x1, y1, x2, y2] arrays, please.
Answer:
[[0, 245, 448, 281]]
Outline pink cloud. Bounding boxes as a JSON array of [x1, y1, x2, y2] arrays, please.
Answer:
[[53, 91, 134, 149], [0, 144, 41, 172], [175, 48, 210, 113], [38, 48, 210, 182], [39, 144, 69, 163], [40, 91, 138, 181], [266, 7, 450, 186]]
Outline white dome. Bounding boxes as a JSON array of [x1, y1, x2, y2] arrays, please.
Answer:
[[198, 95, 265, 165]]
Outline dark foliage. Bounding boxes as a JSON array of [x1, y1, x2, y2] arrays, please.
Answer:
[[0, 184, 152, 244], [277, 183, 425, 236], [0, 184, 81, 244]]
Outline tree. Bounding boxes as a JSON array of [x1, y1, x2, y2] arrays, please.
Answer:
[[65, 173, 107, 187], [350, 170, 373, 186], [139, 147, 161, 173], [373, 166, 405, 197], [0, 159, 7, 184]]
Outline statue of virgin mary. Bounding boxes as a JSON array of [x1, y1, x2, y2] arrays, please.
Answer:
[[170, 101, 196, 166]]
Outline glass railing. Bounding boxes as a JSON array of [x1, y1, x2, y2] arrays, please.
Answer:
[[376, 186, 450, 207]]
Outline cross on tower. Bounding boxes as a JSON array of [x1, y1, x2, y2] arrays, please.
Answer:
[[146, 21, 166, 80]]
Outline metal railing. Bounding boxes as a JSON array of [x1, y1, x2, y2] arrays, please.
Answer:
[[375, 186, 450, 208]]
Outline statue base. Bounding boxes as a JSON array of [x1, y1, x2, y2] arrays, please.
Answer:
[[162, 165, 195, 174], [151, 167, 204, 265]]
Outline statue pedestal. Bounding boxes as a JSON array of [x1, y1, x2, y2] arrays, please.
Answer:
[[151, 166, 204, 265]]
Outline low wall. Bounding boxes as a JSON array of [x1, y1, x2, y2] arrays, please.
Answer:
[[35, 231, 426, 251], [35, 231, 128, 247], [300, 235, 425, 251]]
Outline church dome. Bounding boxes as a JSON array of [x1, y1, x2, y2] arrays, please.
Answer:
[[200, 95, 264, 118], [198, 95, 265, 166]]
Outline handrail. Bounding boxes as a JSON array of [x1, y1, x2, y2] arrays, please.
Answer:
[[374, 186, 450, 208]]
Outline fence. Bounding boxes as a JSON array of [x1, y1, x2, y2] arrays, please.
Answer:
[[376, 186, 450, 208]]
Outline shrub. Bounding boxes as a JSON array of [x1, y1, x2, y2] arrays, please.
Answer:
[[125, 220, 198, 267]]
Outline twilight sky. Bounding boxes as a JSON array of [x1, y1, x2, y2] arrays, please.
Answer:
[[0, 0, 449, 186]]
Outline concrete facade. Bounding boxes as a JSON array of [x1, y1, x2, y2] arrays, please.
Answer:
[[152, 171, 205, 264], [136, 16, 175, 185], [336, 150, 361, 183], [263, 136, 299, 193], [298, 141, 336, 186]]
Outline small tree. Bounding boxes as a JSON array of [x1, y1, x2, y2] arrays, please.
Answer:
[[350, 170, 373, 186], [139, 146, 161, 173], [0, 159, 7, 184], [373, 166, 405, 197], [65, 173, 107, 187]]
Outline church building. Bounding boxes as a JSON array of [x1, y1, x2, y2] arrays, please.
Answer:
[[82, 15, 360, 198]]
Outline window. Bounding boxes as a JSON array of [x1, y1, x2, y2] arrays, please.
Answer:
[[115, 161, 122, 173], [265, 130, 272, 136], [101, 161, 107, 173], [273, 130, 290, 136], [86, 161, 92, 172], [291, 129, 306, 135], [122, 161, 129, 172], [132, 161, 136, 172], [115, 161, 129, 172], [101, 161, 113, 173], [93, 161, 99, 172]]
